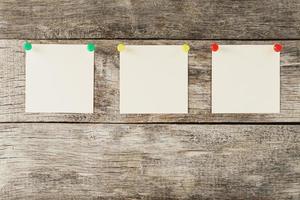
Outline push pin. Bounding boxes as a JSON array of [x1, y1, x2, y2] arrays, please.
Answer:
[[23, 41, 32, 51], [211, 43, 219, 52], [182, 43, 190, 53], [273, 43, 282, 52], [87, 43, 95, 52], [117, 43, 125, 52]]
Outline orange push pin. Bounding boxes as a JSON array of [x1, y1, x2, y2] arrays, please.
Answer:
[[274, 43, 282, 52], [211, 43, 219, 52]]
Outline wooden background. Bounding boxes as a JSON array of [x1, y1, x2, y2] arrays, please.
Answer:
[[0, 0, 299, 199]]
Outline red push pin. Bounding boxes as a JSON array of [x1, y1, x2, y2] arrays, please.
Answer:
[[211, 43, 219, 52], [274, 43, 282, 52]]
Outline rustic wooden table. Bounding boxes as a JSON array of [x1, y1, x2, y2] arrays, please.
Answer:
[[0, 1, 299, 199]]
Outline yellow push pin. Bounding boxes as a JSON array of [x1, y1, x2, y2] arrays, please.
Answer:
[[117, 43, 125, 52], [182, 43, 190, 53]]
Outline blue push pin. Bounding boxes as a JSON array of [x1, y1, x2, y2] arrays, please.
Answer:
[[23, 41, 32, 51], [87, 43, 95, 52]]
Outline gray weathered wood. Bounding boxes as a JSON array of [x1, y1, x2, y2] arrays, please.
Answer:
[[1, 1, 299, 200], [0, 0, 300, 40], [0, 40, 299, 123], [0, 123, 299, 199]]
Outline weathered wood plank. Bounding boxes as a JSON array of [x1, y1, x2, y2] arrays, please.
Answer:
[[0, 123, 299, 199], [1, 40, 299, 123], [0, 0, 300, 40]]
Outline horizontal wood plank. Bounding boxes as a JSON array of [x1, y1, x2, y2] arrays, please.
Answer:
[[1, 40, 299, 123], [0, 123, 299, 199], [0, 0, 300, 39]]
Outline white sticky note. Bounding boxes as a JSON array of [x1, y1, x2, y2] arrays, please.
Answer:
[[120, 45, 188, 114], [212, 45, 280, 113], [25, 44, 94, 113]]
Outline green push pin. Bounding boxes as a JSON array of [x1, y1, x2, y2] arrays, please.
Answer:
[[87, 43, 95, 52], [23, 41, 32, 51]]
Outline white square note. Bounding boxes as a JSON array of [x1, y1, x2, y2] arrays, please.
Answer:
[[120, 45, 188, 114], [212, 45, 280, 113], [25, 44, 94, 113]]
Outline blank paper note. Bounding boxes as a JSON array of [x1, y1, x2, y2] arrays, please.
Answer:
[[120, 45, 188, 114], [212, 45, 280, 113], [25, 44, 94, 113]]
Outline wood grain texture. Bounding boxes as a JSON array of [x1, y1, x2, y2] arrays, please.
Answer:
[[0, 123, 299, 199], [0, 40, 299, 123], [0, 0, 300, 40]]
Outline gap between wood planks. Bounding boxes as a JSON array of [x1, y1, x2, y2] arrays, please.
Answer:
[[1, 38, 300, 41], [0, 121, 299, 125]]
